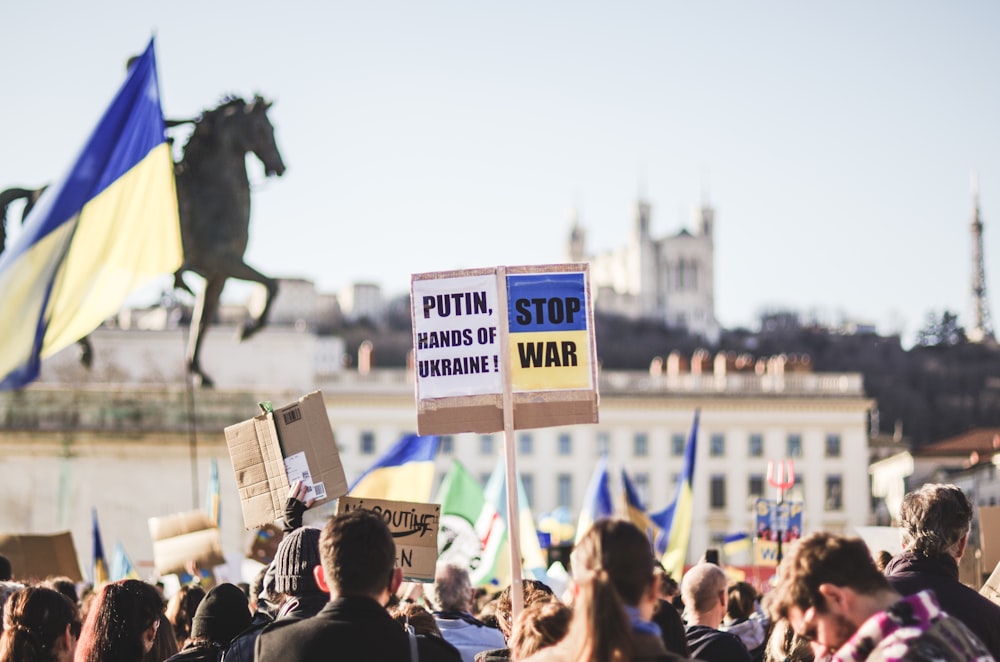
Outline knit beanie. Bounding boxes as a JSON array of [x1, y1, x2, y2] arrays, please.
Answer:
[[273, 527, 322, 596], [190, 583, 252, 644]]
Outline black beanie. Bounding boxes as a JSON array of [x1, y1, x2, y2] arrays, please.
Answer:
[[273, 527, 323, 595], [191, 583, 251, 644]]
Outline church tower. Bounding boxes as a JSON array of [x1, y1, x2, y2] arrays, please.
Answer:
[[969, 173, 995, 343], [567, 209, 587, 263]]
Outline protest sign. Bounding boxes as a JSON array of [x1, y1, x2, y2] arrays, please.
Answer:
[[335, 496, 440, 582], [0, 532, 82, 581], [979, 505, 1000, 573], [148, 510, 225, 576]]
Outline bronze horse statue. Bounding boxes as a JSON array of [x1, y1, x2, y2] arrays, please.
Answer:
[[0, 94, 286, 387]]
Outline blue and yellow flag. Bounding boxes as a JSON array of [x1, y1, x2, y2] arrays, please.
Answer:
[[651, 409, 700, 579], [575, 454, 613, 543], [0, 38, 181, 389], [349, 434, 439, 501], [110, 540, 140, 581], [622, 468, 662, 546], [206, 458, 221, 526], [91, 508, 109, 585]]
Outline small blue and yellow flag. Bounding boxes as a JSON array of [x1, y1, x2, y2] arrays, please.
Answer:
[[91, 508, 109, 585], [651, 409, 700, 579], [349, 434, 439, 502], [0, 38, 181, 389], [576, 454, 613, 543], [622, 468, 662, 546]]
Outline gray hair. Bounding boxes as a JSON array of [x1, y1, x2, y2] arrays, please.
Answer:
[[431, 563, 473, 612], [681, 562, 727, 614], [899, 483, 972, 559]]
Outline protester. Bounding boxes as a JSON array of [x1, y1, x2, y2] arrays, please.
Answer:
[[523, 518, 688, 662], [166, 583, 250, 661], [681, 563, 751, 662], [769, 531, 991, 661], [884, 483, 1000, 659], [389, 602, 444, 638], [762, 618, 813, 662], [651, 563, 690, 658], [74, 579, 165, 662], [165, 585, 205, 651], [143, 614, 179, 662], [254, 509, 461, 661], [507, 601, 571, 661], [475, 580, 556, 662], [42, 577, 80, 607], [0, 586, 80, 662], [0, 582, 25, 634], [429, 563, 506, 662], [721, 581, 766, 662], [0, 556, 10, 582]]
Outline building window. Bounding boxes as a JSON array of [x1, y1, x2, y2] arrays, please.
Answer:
[[519, 433, 533, 456], [439, 435, 454, 455], [749, 433, 763, 457], [558, 434, 572, 456], [522, 473, 534, 508], [480, 435, 494, 456], [596, 431, 610, 456], [557, 474, 573, 508], [710, 475, 726, 510], [748, 474, 765, 498], [360, 431, 375, 455], [671, 433, 686, 456], [787, 433, 802, 458], [710, 433, 725, 457], [634, 473, 650, 504], [633, 433, 649, 457], [825, 475, 843, 511], [825, 434, 842, 458]]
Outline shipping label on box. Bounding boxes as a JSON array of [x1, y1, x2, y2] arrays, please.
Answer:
[[335, 496, 440, 582], [224, 391, 348, 530]]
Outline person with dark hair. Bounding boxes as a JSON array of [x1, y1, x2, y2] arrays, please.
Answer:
[[0, 556, 10, 582], [166, 583, 250, 661], [74, 579, 165, 662], [681, 563, 751, 662], [254, 509, 461, 661], [429, 563, 505, 662], [523, 518, 689, 662], [143, 614, 179, 662], [42, 577, 79, 607], [475, 580, 556, 662], [165, 585, 206, 651], [0, 586, 80, 662], [508, 601, 571, 661], [769, 532, 990, 661], [762, 618, 813, 662], [651, 563, 690, 658], [884, 483, 1000, 659], [0, 582, 25, 633], [389, 602, 444, 638], [721, 581, 766, 662]]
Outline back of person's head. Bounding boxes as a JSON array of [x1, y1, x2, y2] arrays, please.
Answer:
[[42, 577, 78, 606], [0, 586, 79, 662], [142, 614, 178, 662], [725, 581, 757, 622], [189, 583, 250, 647], [680, 562, 728, 615], [319, 509, 395, 598], [769, 532, 888, 621], [431, 563, 473, 612], [273, 527, 323, 597], [75, 579, 164, 662], [509, 601, 572, 661], [0, 556, 10, 582], [165, 584, 205, 649], [763, 617, 814, 662], [388, 602, 442, 638], [0, 582, 26, 633], [874, 550, 893, 572], [653, 562, 679, 600], [496, 579, 555, 640], [899, 483, 973, 558]]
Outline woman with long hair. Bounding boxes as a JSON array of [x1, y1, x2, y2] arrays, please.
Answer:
[[74, 579, 164, 662], [0, 586, 81, 662], [164, 586, 205, 651]]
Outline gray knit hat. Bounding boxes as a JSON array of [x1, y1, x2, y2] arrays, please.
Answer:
[[273, 527, 322, 595]]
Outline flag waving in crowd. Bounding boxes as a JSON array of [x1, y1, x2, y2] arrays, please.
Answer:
[[651, 409, 700, 579], [349, 433, 439, 502], [0, 38, 181, 389]]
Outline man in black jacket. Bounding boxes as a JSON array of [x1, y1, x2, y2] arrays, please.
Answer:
[[255, 509, 461, 662], [884, 483, 1000, 660]]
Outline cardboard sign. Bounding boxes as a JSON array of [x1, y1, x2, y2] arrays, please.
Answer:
[[0, 532, 82, 581], [335, 496, 440, 582], [981, 559, 1000, 607], [148, 510, 225, 576], [248, 524, 284, 566], [979, 505, 1000, 573], [412, 264, 599, 434], [224, 391, 349, 530]]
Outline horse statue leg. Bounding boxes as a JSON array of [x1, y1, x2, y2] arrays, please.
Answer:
[[228, 261, 279, 341], [186, 275, 227, 388]]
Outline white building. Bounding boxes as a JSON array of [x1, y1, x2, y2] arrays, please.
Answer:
[[568, 200, 720, 343]]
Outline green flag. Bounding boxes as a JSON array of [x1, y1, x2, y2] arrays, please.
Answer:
[[436, 460, 488, 579]]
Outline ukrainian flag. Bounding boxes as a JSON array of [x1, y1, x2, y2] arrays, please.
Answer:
[[622, 468, 662, 546], [349, 434, 439, 501], [651, 409, 700, 579], [575, 454, 613, 543], [92, 508, 109, 585], [0, 38, 181, 389]]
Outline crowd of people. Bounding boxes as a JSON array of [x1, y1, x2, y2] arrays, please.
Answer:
[[1, 481, 997, 661]]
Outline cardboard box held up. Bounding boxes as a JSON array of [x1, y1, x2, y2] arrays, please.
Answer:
[[0, 532, 82, 582], [148, 510, 225, 576], [225, 391, 348, 530]]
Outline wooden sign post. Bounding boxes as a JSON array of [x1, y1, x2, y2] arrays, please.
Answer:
[[411, 263, 598, 621]]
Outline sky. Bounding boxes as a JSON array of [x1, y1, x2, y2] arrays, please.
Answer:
[[3, 2, 999, 344]]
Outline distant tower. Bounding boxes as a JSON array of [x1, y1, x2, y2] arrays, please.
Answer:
[[567, 209, 586, 263], [969, 172, 995, 343]]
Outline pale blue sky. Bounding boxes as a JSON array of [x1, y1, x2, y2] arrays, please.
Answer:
[[3, 2, 999, 342]]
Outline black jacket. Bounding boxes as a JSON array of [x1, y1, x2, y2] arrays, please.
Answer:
[[685, 625, 751, 662], [255, 595, 462, 662], [884, 550, 1000, 660]]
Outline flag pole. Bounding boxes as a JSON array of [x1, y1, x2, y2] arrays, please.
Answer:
[[496, 266, 524, 622]]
